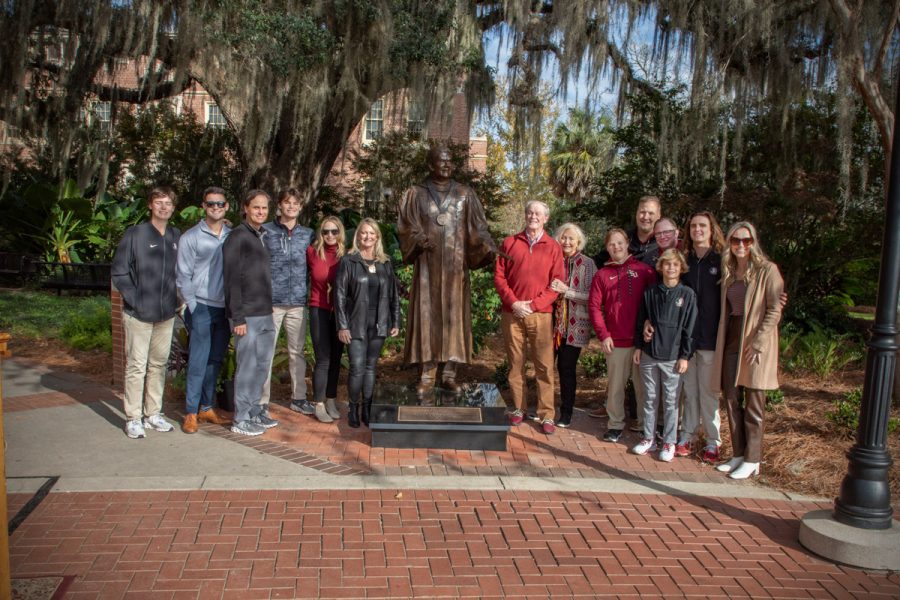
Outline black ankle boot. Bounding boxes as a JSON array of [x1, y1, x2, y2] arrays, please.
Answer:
[[348, 401, 360, 428], [361, 400, 372, 427]]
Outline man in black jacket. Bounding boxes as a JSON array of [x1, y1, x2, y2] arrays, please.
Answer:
[[111, 186, 181, 439], [223, 190, 278, 436]]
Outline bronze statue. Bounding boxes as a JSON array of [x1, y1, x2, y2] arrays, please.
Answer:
[[398, 145, 497, 395]]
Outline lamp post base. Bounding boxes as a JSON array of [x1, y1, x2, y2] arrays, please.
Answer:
[[799, 509, 900, 570]]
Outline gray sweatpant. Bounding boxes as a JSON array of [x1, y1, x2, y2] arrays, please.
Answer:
[[639, 355, 682, 445], [233, 314, 276, 423]]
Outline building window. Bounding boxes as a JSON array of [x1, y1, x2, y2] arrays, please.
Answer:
[[93, 101, 111, 132], [206, 103, 227, 128], [407, 101, 425, 138], [363, 99, 383, 142]]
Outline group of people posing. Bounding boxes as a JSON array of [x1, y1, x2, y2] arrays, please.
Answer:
[[111, 185, 399, 441], [512, 195, 784, 480], [111, 168, 783, 481]]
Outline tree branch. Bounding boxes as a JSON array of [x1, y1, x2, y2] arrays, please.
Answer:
[[874, 0, 900, 82], [606, 41, 665, 102]]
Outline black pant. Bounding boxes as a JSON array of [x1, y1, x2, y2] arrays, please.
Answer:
[[347, 323, 385, 404], [309, 307, 344, 401], [556, 343, 582, 419]]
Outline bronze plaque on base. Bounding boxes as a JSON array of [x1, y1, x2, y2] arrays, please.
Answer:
[[397, 406, 483, 423]]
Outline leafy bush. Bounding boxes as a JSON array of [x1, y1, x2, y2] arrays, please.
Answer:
[[493, 359, 510, 390], [578, 351, 607, 378], [827, 387, 899, 436], [787, 323, 864, 377], [59, 296, 112, 352], [765, 388, 785, 412]]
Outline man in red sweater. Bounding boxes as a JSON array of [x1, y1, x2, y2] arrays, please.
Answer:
[[588, 228, 657, 443], [494, 201, 565, 434]]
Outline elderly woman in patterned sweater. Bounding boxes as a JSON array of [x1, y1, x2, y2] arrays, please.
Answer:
[[549, 223, 598, 428]]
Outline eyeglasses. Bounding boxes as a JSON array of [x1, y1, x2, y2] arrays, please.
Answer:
[[322, 228, 339, 235], [205, 201, 227, 208], [655, 229, 677, 237], [730, 237, 754, 247]]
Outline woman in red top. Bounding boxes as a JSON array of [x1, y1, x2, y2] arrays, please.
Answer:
[[306, 216, 346, 421]]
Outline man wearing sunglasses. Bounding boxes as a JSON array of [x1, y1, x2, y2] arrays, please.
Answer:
[[175, 187, 235, 433]]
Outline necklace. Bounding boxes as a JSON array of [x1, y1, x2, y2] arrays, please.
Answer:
[[424, 180, 456, 226], [363, 256, 377, 273]]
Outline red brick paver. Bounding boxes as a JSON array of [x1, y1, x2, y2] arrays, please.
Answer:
[[10, 489, 900, 599], [197, 403, 747, 485]]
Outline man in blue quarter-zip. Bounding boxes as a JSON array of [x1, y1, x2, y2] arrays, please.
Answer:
[[260, 189, 318, 419], [176, 187, 235, 434], [111, 186, 181, 439]]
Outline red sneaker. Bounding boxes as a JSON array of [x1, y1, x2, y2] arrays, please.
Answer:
[[509, 410, 524, 425], [541, 419, 556, 435], [674, 441, 692, 457], [702, 445, 720, 463]]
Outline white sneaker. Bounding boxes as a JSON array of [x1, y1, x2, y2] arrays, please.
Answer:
[[630, 438, 657, 455], [659, 443, 675, 462], [315, 402, 334, 423], [125, 419, 145, 439], [143, 414, 174, 432]]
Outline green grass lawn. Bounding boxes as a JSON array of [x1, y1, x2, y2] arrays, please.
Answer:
[[0, 289, 112, 352]]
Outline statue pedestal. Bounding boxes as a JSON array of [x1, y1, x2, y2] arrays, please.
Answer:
[[370, 383, 510, 451]]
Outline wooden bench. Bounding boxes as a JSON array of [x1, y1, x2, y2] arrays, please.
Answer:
[[36, 262, 112, 295], [0, 253, 37, 283]]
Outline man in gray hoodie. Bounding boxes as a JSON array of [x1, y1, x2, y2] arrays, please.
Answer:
[[176, 186, 235, 433]]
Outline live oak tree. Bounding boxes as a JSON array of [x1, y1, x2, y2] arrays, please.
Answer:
[[1, 0, 896, 200]]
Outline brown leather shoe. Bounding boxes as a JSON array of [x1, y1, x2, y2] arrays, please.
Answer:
[[198, 408, 233, 426], [182, 413, 198, 434]]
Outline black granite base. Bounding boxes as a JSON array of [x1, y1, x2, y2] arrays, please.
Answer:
[[370, 383, 510, 451]]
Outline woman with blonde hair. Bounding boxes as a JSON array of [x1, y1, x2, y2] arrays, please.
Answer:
[[711, 221, 784, 479], [334, 219, 401, 428], [306, 216, 347, 423], [549, 223, 597, 428]]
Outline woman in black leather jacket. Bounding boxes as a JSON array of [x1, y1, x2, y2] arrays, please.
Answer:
[[335, 218, 401, 427]]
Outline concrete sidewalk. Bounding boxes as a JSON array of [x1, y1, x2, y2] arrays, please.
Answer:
[[4, 357, 899, 599]]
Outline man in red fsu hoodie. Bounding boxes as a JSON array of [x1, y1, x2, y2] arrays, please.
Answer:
[[588, 228, 657, 443], [494, 201, 565, 435]]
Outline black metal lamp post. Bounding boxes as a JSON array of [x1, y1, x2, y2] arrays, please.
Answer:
[[832, 83, 900, 531]]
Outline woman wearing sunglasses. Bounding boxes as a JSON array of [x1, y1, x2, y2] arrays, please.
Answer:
[[306, 216, 347, 423], [710, 221, 784, 479]]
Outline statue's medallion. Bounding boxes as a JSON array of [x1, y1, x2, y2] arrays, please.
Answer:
[[436, 213, 450, 226]]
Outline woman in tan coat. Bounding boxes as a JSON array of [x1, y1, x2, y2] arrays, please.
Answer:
[[710, 221, 784, 479]]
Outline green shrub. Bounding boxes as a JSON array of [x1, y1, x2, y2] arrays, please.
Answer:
[[578, 351, 607, 378], [790, 323, 863, 377], [493, 359, 510, 390], [765, 388, 785, 412], [827, 387, 900, 436], [59, 296, 112, 352]]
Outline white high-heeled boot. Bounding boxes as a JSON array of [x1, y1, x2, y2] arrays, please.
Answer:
[[716, 456, 744, 473], [729, 461, 760, 479]]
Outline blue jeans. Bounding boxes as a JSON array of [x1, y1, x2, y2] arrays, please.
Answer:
[[184, 303, 230, 415]]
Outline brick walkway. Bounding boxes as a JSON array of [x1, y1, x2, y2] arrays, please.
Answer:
[[9, 489, 900, 599], [202, 403, 749, 485]]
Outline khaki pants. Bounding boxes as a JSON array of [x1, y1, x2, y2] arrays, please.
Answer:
[[681, 349, 721, 446], [501, 312, 555, 421], [122, 313, 174, 421], [261, 305, 308, 403], [605, 347, 634, 430]]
